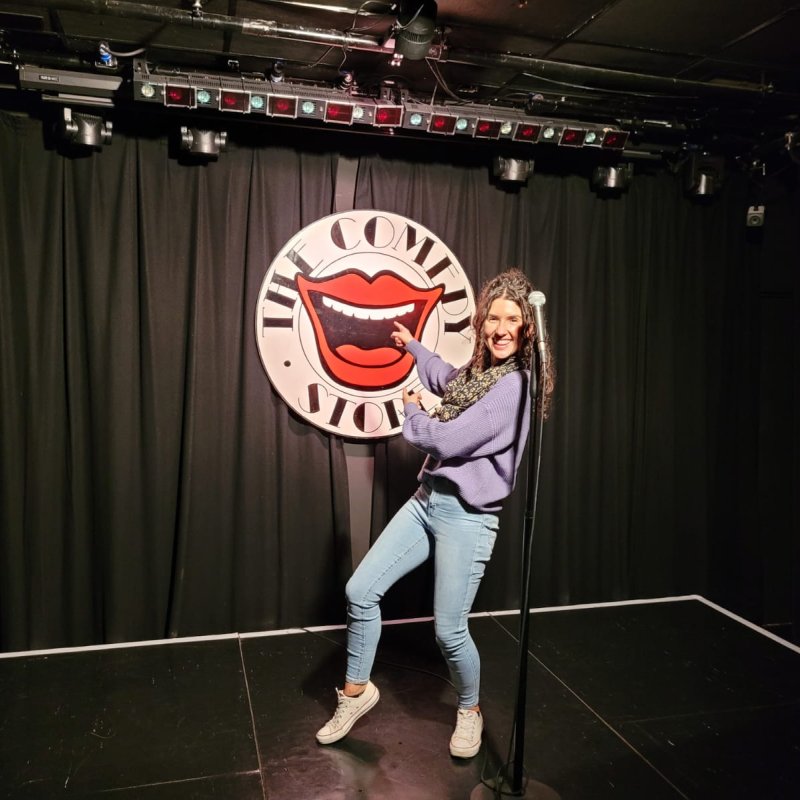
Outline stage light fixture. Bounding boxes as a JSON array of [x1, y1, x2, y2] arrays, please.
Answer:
[[493, 156, 534, 184], [602, 130, 629, 149], [165, 84, 195, 108], [270, 60, 285, 83], [395, 1, 437, 61], [220, 90, 249, 113], [325, 101, 355, 124], [197, 89, 214, 106], [541, 126, 558, 141], [746, 205, 765, 227], [684, 152, 724, 197], [250, 95, 266, 111], [514, 123, 541, 142], [58, 107, 112, 148], [592, 163, 633, 192], [560, 127, 586, 147], [179, 127, 227, 158], [429, 114, 457, 134], [269, 96, 298, 117], [475, 119, 502, 139], [374, 105, 403, 127]]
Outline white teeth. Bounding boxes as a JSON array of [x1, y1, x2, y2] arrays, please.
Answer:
[[322, 295, 414, 321]]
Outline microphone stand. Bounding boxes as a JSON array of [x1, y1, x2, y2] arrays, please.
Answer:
[[471, 338, 560, 800]]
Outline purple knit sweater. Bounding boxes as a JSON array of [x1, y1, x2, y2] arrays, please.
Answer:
[[402, 339, 531, 512]]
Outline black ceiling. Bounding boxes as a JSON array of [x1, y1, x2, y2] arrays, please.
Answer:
[[2, 0, 799, 162]]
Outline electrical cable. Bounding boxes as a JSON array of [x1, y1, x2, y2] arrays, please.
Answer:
[[425, 57, 468, 104], [395, 2, 426, 32], [518, 70, 700, 101], [105, 45, 147, 58], [348, 0, 397, 34]]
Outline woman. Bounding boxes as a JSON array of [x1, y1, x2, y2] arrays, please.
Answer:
[[316, 268, 554, 758]]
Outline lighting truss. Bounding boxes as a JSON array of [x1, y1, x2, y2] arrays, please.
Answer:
[[400, 101, 628, 149], [131, 64, 628, 150], [132, 65, 404, 129], [18, 61, 629, 152]]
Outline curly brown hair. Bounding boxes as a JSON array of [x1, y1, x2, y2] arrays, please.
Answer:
[[468, 268, 555, 417]]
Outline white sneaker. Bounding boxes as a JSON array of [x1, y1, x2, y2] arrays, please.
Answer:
[[449, 708, 483, 758], [316, 681, 380, 745]]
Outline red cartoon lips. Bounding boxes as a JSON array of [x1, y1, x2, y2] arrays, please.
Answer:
[[296, 270, 444, 390]]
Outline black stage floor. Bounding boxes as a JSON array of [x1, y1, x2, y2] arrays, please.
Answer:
[[1, 596, 798, 799]]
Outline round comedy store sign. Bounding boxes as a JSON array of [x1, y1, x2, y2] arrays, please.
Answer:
[[255, 210, 476, 438]]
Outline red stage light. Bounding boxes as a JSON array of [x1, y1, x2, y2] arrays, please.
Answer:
[[602, 130, 629, 149], [220, 90, 250, 112], [325, 102, 355, 124], [475, 120, 502, 139], [513, 123, 541, 142], [164, 85, 194, 108], [269, 96, 298, 117], [429, 114, 457, 134], [375, 106, 403, 126], [560, 128, 586, 147]]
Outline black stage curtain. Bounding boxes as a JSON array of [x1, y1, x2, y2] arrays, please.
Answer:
[[0, 110, 788, 651], [0, 112, 350, 650], [356, 154, 766, 619]]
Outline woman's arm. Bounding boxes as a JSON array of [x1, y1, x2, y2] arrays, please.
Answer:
[[403, 371, 528, 460], [392, 322, 459, 395]]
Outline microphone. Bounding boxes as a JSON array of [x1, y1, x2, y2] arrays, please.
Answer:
[[527, 290, 548, 360]]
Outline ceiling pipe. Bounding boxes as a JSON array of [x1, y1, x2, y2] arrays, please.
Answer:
[[14, 0, 800, 106], [443, 48, 789, 104], [17, 0, 388, 51]]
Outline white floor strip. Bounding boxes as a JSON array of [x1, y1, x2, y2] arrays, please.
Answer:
[[0, 632, 238, 660], [695, 595, 800, 655], [2, 594, 796, 658]]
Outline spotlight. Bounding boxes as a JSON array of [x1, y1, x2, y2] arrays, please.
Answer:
[[165, 84, 195, 108], [395, 1, 437, 61], [601, 130, 629, 150], [337, 71, 356, 92], [475, 119, 502, 139], [591, 163, 633, 192], [493, 156, 534, 184], [269, 96, 298, 117], [57, 108, 112, 149], [514, 123, 541, 142], [560, 127, 586, 147], [684, 152, 725, 197], [270, 60, 285, 83], [374, 105, 403, 127], [746, 205, 765, 227], [219, 90, 250, 113], [429, 113, 457, 134], [179, 127, 227, 158], [325, 101, 355, 125]]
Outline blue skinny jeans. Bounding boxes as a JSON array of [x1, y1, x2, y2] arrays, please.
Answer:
[[345, 477, 499, 708]]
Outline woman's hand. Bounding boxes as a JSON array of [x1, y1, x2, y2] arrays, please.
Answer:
[[402, 386, 424, 410], [391, 321, 413, 348]]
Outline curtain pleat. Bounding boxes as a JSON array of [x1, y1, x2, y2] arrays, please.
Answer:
[[0, 110, 782, 650]]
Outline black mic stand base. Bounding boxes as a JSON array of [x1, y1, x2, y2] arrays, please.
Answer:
[[470, 776, 561, 800]]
